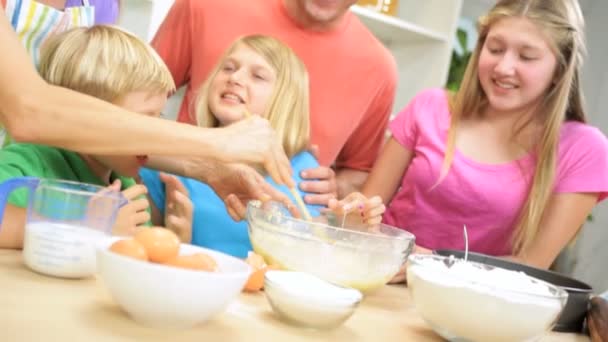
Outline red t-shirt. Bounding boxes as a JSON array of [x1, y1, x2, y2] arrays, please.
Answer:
[[152, 0, 397, 170]]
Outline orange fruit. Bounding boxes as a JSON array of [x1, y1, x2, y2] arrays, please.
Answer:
[[164, 253, 218, 272], [109, 239, 148, 261], [134, 227, 180, 263]]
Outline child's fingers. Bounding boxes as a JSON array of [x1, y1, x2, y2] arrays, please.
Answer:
[[173, 190, 193, 218], [108, 179, 122, 192], [167, 214, 185, 230], [363, 204, 386, 218], [122, 184, 148, 200], [132, 210, 151, 226], [363, 196, 383, 209], [159, 172, 178, 192], [332, 196, 363, 215], [327, 198, 339, 211], [167, 215, 192, 243], [129, 197, 150, 213], [168, 214, 191, 230], [159, 172, 172, 183], [172, 177, 189, 197], [161, 172, 189, 195], [364, 215, 383, 226], [343, 199, 363, 214]]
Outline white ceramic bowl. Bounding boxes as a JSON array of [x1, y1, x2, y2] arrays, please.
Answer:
[[97, 240, 251, 329], [264, 271, 363, 329], [407, 254, 568, 342]]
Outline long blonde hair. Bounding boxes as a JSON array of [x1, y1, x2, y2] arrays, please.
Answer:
[[443, 0, 587, 255], [194, 35, 310, 158], [39, 25, 175, 103]]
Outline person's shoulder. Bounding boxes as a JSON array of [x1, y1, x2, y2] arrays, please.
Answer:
[[0, 143, 60, 160], [345, 16, 396, 74], [558, 121, 608, 164], [391, 88, 450, 129], [408, 88, 450, 110], [560, 121, 608, 151], [0, 144, 60, 179]]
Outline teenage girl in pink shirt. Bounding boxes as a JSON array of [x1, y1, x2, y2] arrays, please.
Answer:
[[357, 0, 608, 274]]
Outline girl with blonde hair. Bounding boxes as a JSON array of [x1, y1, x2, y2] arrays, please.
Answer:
[[141, 35, 384, 258], [362, 0, 608, 271]]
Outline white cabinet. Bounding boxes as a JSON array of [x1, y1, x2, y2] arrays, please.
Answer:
[[352, 0, 463, 114], [118, 0, 464, 118]]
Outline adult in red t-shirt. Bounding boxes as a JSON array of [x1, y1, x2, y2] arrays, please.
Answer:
[[153, 0, 397, 205]]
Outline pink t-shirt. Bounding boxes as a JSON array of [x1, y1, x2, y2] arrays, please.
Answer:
[[383, 88, 608, 256]]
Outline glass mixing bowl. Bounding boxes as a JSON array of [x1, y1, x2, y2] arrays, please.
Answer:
[[246, 201, 415, 293]]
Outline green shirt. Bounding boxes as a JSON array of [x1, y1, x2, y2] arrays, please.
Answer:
[[0, 143, 151, 225]]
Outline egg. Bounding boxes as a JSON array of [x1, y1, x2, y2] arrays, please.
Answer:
[[164, 253, 218, 272], [243, 252, 269, 292], [134, 227, 180, 263], [109, 239, 148, 261]]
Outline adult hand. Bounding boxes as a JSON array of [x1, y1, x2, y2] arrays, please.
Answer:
[[204, 163, 298, 221], [300, 145, 337, 207], [111, 181, 151, 236], [160, 173, 193, 243], [217, 117, 294, 188]]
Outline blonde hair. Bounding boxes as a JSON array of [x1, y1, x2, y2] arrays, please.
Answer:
[[443, 0, 587, 255], [39, 25, 175, 103], [194, 35, 310, 158]]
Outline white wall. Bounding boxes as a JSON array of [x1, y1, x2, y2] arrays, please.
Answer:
[[567, 0, 608, 293]]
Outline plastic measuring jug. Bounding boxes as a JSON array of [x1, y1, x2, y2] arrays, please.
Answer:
[[0, 177, 126, 278]]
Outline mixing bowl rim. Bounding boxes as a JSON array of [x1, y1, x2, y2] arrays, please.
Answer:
[[98, 243, 252, 280], [408, 254, 569, 301], [264, 271, 363, 307], [246, 201, 416, 243]]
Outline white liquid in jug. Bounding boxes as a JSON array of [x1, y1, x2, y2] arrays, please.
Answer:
[[23, 222, 106, 278]]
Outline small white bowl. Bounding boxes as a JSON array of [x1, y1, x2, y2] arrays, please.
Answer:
[[97, 239, 251, 329], [264, 271, 362, 329]]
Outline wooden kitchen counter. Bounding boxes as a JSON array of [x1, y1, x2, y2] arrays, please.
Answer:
[[0, 250, 589, 342]]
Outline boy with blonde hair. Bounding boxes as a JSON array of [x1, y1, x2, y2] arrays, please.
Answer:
[[0, 25, 193, 248]]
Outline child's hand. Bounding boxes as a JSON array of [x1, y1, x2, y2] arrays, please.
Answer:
[[160, 173, 193, 243], [299, 144, 337, 207], [327, 192, 385, 227], [112, 181, 151, 236]]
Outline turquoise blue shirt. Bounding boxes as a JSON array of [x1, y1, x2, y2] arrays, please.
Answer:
[[140, 151, 322, 258]]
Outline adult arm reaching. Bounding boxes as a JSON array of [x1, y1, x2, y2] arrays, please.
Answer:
[[0, 9, 292, 187]]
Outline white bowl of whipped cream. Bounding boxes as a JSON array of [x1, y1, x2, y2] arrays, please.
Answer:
[[407, 254, 568, 342]]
